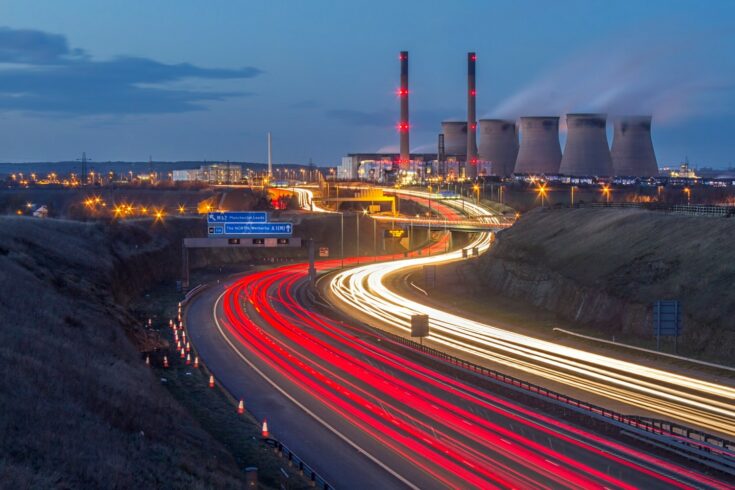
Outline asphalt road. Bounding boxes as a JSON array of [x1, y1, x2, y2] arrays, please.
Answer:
[[185, 265, 730, 489]]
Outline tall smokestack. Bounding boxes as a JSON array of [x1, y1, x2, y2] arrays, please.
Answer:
[[559, 113, 613, 176], [479, 119, 518, 177], [611, 116, 658, 177], [398, 51, 410, 171], [467, 52, 478, 178], [514, 116, 562, 175]]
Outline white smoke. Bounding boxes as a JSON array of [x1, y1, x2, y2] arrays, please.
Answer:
[[488, 25, 734, 125]]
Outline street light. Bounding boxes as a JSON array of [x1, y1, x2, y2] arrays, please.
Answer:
[[340, 211, 344, 268], [601, 184, 611, 204], [473, 184, 480, 204], [536, 183, 547, 208], [570, 185, 576, 207], [684, 187, 691, 205]]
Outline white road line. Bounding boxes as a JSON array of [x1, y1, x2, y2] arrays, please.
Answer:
[[210, 288, 421, 490]]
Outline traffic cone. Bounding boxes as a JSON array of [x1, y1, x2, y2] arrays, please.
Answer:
[[163, 356, 169, 368], [237, 400, 245, 414], [208, 375, 215, 388], [169, 319, 173, 328], [147, 318, 152, 327], [261, 419, 269, 438], [185, 341, 191, 353], [145, 355, 150, 365], [193, 356, 199, 368], [180, 347, 185, 359], [177, 340, 182, 350], [182, 331, 187, 341], [186, 353, 191, 365]]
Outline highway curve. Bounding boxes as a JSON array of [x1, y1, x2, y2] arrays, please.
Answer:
[[185, 258, 731, 489]]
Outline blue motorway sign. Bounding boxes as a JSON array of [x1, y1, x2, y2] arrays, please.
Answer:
[[223, 222, 292, 236], [653, 300, 682, 337], [207, 212, 268, 223]]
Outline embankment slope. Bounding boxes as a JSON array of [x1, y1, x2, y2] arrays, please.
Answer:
[[476, 208, 735, 361], [0, 216, 244, 488]]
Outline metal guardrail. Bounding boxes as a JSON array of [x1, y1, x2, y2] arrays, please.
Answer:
[[375, 330, 735, 466], [583, 201, 735, 217], [265, 439, 334, 489]]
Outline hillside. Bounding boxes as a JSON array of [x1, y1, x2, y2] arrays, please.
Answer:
[[0, 216, 246, 488], [475, 208, 735, 361]]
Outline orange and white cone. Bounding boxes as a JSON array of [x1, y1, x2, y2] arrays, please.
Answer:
[[186, 353, 191, 365], [208, 375, 215, 388], [193, 356, 199, 368], [261, 419, 269, 438], [180, 347, 185, 359], [182, 331, 186, 341], [145, 355, 150, 365], [185, 341, 190, 353], [163, 356, 169, 368], [237, 400, 245, 414]]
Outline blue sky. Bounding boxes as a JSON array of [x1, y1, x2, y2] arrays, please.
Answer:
[[1, 0, 734, 167]]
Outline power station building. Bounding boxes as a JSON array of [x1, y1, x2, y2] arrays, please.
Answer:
[[341, 52, 661, 180]]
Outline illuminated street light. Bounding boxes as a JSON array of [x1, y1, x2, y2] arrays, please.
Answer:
[[570, 185, 577, 207], [683, 187, 691, 205], [601, 184, 611, 204], [536, 183, 547, 208]]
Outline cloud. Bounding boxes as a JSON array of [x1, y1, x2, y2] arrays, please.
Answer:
[[0, 26, 261, 115], [487, 25, 735, 125]]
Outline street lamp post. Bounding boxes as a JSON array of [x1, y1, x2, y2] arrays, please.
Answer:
[[537, 183, 547, 208], [570, 185, 576, 207], [340, 211, 344, 268], [355, 211, 360, 263]]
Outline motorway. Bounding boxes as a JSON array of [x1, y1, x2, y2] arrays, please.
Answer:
[[324, 189, 735, 440], [185, 259, 731, 489]]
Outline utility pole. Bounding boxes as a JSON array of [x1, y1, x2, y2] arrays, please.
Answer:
[[267, 132, 273, 181]]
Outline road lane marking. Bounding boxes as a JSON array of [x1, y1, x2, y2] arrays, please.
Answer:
[[210, 288, 421, 490]]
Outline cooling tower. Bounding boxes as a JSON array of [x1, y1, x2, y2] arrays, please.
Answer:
[[398, 51, 410, 170], [514, 116, 562, 175], [442, 121, 467, 157], [478, 119, 519, 177], [559, 113, 613, 176], [611, 116, 658, 176], [467, 52, 478, 178]]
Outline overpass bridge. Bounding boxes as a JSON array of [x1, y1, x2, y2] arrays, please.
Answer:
[[369, 215, 513, 232]]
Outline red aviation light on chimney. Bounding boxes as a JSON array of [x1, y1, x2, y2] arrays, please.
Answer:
[[471, 157, 479, 165], [399, 53, 407, 61], [396, 88, 408, 96], [470, 53, 477, 61], [470, 89, 476, 97], [396, 122, 410, 132], [470, 123, 477, 130]]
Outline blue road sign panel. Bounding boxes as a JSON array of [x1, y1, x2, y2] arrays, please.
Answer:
[[223, 222, 292, 236], [653, 300, 682, 337], [208, 225, 224, 235], [207, 212, 268, 223]]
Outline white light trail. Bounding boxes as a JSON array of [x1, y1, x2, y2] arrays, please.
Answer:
[[328, 189, 735, 437]]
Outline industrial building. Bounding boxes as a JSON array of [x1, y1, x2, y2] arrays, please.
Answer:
[[340, 52, 661, 181], [611, 116, 658, 177], [478, 119, 518, 177], [514, 117, 562, 175], [171, 163, 243, 184], [339, 153, 436, 181], [559, 113, 614, 177]]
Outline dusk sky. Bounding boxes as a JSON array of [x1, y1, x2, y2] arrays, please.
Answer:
[[1, 0, 735, 167]]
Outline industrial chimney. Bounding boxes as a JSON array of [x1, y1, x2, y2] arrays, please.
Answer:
[[479, 119, 518, 177], [467, 52, 478, 178], [559, 113, 613, 176], [514, 116, 562, 175], [398, 51, 410, 171], [441, 121, 468, 157], [611, 115, 658, 176]]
